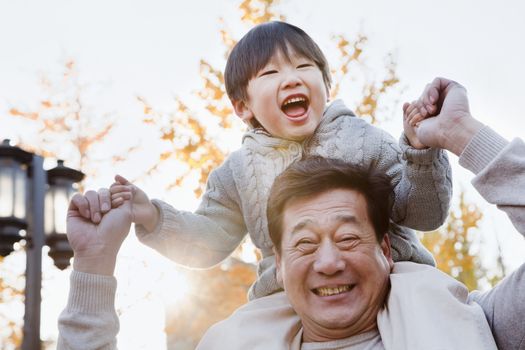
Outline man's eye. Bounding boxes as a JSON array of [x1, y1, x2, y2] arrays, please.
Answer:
[[338, 236, 359, 247], [296, 239, 313, 246], [260, 70, 277, 76], [295, 239, 317, 252]]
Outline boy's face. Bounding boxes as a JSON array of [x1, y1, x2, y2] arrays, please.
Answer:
[[233, 47, 328, 141]]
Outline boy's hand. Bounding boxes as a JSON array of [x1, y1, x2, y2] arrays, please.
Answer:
[[405, 81, 442, 127], [403, 101, 428, 149], [67, 190, 132, 275], [110, 175, 160, 232]]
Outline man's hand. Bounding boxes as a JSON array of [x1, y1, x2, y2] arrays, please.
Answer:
[[110, 175, 160, 232], [67, 189, 132, 275], [407, 77, 484, 155]]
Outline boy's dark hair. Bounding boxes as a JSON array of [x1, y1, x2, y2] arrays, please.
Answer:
[[267, 157, 392, 254], [225, 21, 332, 104]]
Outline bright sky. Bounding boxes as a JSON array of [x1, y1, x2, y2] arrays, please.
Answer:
[[1, 0, 525, 348]]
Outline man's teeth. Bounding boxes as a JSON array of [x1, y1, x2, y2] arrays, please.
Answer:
[[315, 285, 351, 297], [283, 97, 306, 106]]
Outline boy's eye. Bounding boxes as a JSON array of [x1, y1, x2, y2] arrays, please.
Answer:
[[259, 70, 278, 77]]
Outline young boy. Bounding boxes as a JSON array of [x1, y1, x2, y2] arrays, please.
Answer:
[[110, 21, 451, 342]]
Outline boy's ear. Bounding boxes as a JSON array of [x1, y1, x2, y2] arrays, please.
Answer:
[[232, 99, 254, 123]]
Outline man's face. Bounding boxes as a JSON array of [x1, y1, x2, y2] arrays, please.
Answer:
[[233, 47, 328, 141], [276, 188, 394, 342]]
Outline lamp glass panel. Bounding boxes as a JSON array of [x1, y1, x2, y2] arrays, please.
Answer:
[[13, 165, 26, 219], [0, 165, 14, 217], [53, 186, 69, 234], [45, 189, 54, 235]]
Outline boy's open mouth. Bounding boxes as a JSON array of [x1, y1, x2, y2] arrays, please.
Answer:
[[281, 94, 309, 119]]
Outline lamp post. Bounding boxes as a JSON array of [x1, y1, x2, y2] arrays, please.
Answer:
[[45, 160, 84, 270], [0, 139, 32, 255], [0, 139, 84, 349]]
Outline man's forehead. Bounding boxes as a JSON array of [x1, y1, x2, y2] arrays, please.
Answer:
[[289, 214, 359, 235], [282, 189, 369, 230]]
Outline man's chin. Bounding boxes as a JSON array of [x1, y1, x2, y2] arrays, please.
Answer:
[[301, 314, 362, 342], [304, 300, 360, 329]]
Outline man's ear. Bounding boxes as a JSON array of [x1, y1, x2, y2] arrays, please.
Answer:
[[380, 234, 395, 271], [274, 247, 284, 287], [232, 99, 254, 123]]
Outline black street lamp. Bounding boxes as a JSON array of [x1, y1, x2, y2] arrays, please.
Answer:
[[0, 139, 32, 255], [46, 160, 84, 270], [0, 139, 84, 349]]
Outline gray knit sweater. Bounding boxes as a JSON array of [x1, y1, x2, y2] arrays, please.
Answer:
[[136, 100, 452, 299]]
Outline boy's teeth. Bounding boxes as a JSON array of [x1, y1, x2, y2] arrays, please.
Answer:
[[283, 97, 306, 106], [282, 96, 308, 118], [315, 285, 351, 296]]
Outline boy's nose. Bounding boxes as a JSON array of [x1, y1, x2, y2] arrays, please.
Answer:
[[281, 72, 302, 89]]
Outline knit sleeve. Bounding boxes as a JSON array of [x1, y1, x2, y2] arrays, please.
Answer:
[[135, 160, 247, 268], [462, 127, 525, 350], [372, 129, 452, 231], [459, 127, 523, 233], [57, 271, 118, 350]]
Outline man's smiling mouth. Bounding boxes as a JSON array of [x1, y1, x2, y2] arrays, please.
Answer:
[[313, 284, 354, 297]]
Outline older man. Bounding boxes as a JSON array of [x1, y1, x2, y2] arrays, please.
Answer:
[[58, 78, 525, 349], [267, 157, 396, 347]]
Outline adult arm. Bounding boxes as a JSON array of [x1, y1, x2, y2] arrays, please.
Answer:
[[462, 130, 525, 350], [57, 190, 132, 350], [135, 159, 248, 268], [414, 77, 525, 350], [57, 272, 119, 350]]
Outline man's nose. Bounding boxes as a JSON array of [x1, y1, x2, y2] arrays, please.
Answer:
[[313, 241, 345, 275]]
